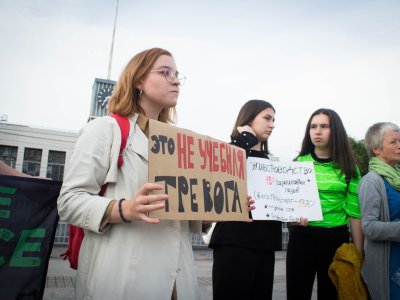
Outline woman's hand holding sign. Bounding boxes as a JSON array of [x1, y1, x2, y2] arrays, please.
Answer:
[[247, 196, 256, 211], [297, 217, 308, 226], [237, 125, 255, 135], [112, 183, 168, 224], [246, 196, 256, 223]]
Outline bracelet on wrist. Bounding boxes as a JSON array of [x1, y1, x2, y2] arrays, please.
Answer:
[[118, 198, 132, 224]]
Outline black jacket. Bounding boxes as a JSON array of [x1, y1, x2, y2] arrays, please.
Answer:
[[209, 131, 282, 251]]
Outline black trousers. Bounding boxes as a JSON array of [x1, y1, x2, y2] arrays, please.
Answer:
[[212, 245, 275, 300], [286, 225, 349, 300]]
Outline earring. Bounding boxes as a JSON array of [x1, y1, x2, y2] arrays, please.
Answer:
[[139, 89, 143, 97]]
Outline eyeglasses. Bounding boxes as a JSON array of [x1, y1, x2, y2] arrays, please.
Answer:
[[150, 68, 186, 85]]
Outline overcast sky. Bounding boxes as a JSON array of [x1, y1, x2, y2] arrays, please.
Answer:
[[1, 0, 399, 161]]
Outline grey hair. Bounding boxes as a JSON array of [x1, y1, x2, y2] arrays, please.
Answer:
[[364, 122, 400, 158]]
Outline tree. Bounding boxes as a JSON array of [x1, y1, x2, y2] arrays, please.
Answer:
[[349, 137, 369, 176]]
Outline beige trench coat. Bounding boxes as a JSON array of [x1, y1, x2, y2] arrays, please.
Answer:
[[58, 114, 201, 300]]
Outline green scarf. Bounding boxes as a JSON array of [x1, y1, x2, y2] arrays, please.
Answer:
[[369, 156, 400, 191]]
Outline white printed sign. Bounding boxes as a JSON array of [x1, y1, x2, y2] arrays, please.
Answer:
[[247, 157, 322, 222]]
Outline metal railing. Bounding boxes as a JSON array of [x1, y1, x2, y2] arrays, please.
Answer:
[[54, 221, 289, 249], [54, 221, 208, 248]]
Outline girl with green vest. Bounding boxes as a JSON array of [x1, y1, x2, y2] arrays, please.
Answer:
[[286, 108, 364, 300]]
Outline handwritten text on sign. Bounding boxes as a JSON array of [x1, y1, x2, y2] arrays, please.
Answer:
[[148, 119, 249, 221], [247, 157, 322, 222]]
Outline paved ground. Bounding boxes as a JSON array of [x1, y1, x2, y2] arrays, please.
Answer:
[[44, 247, 316, 300]]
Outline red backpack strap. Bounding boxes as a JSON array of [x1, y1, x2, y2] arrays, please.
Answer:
[[60, 114, 130, 270], [111, 114, 130, 167]]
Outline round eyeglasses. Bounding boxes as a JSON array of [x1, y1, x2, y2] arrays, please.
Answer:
[[150, 68, 186, 85]]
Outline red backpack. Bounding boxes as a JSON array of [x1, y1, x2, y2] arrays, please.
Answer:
[[60, 114, 130, 269]]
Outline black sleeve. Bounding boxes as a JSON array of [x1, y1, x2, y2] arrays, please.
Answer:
[[231, 131, 258, 151]]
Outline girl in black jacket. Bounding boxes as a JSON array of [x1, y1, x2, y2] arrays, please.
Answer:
[[209, 99, 282, 300]]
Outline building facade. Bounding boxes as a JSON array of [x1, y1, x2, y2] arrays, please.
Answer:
[[0, 78, 115, 180], [0, 123, 78, 180]]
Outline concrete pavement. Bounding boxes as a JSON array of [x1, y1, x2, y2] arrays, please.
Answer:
[[44, 247, 316, 300]]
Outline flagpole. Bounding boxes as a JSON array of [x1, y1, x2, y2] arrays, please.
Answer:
[[107, 0, 119, 80]]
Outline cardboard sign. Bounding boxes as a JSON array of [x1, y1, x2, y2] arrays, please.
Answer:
[[148, 120, 248, 221], [247, 157, 322, 222]]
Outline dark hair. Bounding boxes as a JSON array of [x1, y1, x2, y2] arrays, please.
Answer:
[[296, 108, 358, 179], [231, 99, 275, 155]]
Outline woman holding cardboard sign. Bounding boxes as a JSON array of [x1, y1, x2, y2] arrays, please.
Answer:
[[209, 99, 282, 300], [57, 48, 203, 300], [286, 108, 364, 300]]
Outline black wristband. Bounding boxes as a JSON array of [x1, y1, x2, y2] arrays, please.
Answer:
[[118, 198, 131, 224]]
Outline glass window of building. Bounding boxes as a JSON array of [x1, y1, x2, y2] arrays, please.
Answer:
[[22, 148, 42, 176], [46, 150, 66, 181], [0, 145, 18, 168]]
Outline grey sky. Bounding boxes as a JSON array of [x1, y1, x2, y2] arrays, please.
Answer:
[[1, 0, 399, 160]]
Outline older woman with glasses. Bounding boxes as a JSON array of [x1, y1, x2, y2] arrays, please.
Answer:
[[359, 122, 400, 300]]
